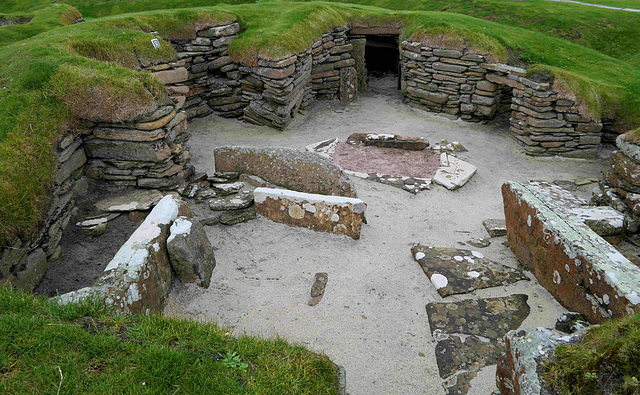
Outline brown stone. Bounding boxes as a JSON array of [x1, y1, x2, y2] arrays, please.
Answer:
[[576, 123, 603, 133], [252, 64, 295, 80], [93, 127, 165, 142], [406, 87, 448, 104], [135, 110, 176, 131], [214, 146, 358, 198], [339, 67, 357, 102], [167, 217, 216, 288], [611, 151, 640, 186], [254, 188, 366, 240], [152, 68, 188, 85]]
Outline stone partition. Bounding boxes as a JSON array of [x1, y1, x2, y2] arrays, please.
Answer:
[[214, 146, 358, 198], [254, 188, 366, 239], [502, 181, 640, 323]]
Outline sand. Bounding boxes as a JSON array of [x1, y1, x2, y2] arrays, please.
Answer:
[[164, 77, 611, 394]]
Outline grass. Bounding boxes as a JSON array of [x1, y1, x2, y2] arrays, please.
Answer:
[[0, 286, 339, 394], [544, 312, 640, 395], [0, 4, 82, 47]]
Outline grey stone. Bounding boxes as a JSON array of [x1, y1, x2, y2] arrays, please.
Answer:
[[555, 312, 590, 334], [55, 148, 87, 184], [96, 189, 164, 212], [12, 248, 47, 291], [211, 181, 244, 195], [219, 207, 257, 225], [483, 219, 507, 237], [84, 138, 171, 162], [167, 216, 216, 288], [567, 206, 627, 236], [209, 191, 254, 210]]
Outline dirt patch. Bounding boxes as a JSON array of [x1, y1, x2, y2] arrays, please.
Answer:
[[333, 143, 440, 179], [35, 184, 142, 297]]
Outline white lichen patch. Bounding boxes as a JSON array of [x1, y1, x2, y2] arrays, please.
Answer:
[[288, 204, 305, 219], [331, 213, 340, 222], [467, 271, 480, 278], [553, 270, 561, 285], [454, 256, 463, 262], [168, 216, 192, 244], [471, 251, 484, 259], [415, 252, 426, 260], [430, 273, 448, 290]]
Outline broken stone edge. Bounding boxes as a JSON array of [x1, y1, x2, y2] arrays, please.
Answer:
[[54, 195, 193, 314], [503, 181, 640, 323]]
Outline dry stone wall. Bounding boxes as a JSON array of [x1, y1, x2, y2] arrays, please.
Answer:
[[400, 41, 604, 158]]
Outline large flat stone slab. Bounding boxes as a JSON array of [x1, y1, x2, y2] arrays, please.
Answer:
[[411, 245, 528, 297], [426, 295, 530, 340], [433, 153, 477, 190], [346, 132, 429, 150], [254, 187, 366, 240], [95, 189, 164, 212], [503, 181, 640, 323], [214, 146, 357, 198]]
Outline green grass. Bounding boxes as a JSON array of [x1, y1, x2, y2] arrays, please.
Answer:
[[0, 286, 339, 394], [0, 4, 82, 47], [544, 312, 640, 395]]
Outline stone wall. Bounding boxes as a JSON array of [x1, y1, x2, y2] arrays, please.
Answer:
[[503, 181, 640, 323], [0, 131, 87, 291], [400, 41, 604, 158]]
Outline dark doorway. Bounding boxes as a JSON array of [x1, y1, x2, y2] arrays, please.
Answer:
[[364, 35, 399, 78]]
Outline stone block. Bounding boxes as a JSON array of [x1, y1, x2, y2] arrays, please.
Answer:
[[433, 153, 477, 190], [93, 127, 165, 142], [610, 151, 640, 186], [55, 148, 86, 185], [11, 248, 47, 291], [85, 139, 171, 162], [152, 68, 188, 85], [502, 181, 640, 323], [254, 188, 366, 240], [96, 189, 164, 212], [346, 133, 429, 150], [252, 64, 295, 80], [214, 146, 358, 198], [167, 216, 216, 288], [617, 133, 640, 162], [339, 67, 357, 102], [406, 87, 448, 104]]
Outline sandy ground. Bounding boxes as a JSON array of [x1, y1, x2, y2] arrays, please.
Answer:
[[164, 77, 611, 394]]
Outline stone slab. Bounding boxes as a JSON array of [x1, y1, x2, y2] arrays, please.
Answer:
[[208, 192, 254, 211], [433, 154, 477, 190], [426, 295, 530, 340], [483, 219, 507, 237], [339, 67, 357, 102], [167, 216, 216, 288], [305, 137, 339, 159], [346, 133, 429, 151], [567, 206, 626, 236], [214, 146, 358, 198], [503, 181, 640, 323], [95, 189, 164, 212], [412, 245, 528, 297], [254, 187, 366, 240], [344, 170, 432, 194]]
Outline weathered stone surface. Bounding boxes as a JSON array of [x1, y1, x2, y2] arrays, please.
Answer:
[[555, 312, 590, 334], [339, 67, 357, 102], [346, 133, 429, 151], [167, 216, 216, 288], [412, 245, 528, 296], [85, 138, 171, 162], [343, 169, 432, 194], [616, 133, 640, 163], [93, 127, 165, 142], [12, 248, 47, 291], [254, 187, 366, 240], [483, 219, 507, 237], [96, 189, 164, 212], [55, 148, 87, 184], [567, 206, 626, 236], [209, 192, 254, 211], [349, 26, 402, 35], [496, 328, 582, 395], [503, 181, 640, 323], [56, 195, 192, 313], [252, 64, 295, 80], [433, 153, 477, 190], [611, 150, 640, 186], [308, 272, 328, 306], [211, 181, 244, 195], [214, 146, 358, 198], [436, 334, 504, 391], [426, 295, 530, 339], [152, 68, 188, 85], [135, 110, 176, 131], [219, 207, 257, 225], [406, 87, 449, 104]]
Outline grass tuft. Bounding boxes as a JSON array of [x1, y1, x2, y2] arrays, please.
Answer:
[[0, 286, 339, 394], [544, 312, 640, 395]]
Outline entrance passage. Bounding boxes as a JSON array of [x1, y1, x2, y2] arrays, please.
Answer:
[[364, 35, 399, 78]]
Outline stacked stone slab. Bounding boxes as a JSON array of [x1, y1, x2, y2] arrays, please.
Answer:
[[84, 105, 192, 190], [400, 41, 604, 157], [596, 133, 640, 232], [242, 51, 313, 129], [311, 26, 356, 100], [0, 132, 87, 291]]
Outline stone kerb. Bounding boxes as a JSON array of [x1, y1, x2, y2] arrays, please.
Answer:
[[214, 146, 358, 198], [55, 195, 213, 314], [254, 188, 367, 239], [502, 181, 640, 323]]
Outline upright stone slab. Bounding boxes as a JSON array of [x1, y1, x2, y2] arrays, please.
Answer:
[[254, 187, 366, 240], [503, 181, 640, 323], [339, 67, 357, 102], [167, 216, 216, 288]]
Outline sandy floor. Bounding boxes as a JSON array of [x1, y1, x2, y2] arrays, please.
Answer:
[[165, 77, 611, 394]]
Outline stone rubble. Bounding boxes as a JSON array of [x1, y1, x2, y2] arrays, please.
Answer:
[[167, 216, 217, 288]]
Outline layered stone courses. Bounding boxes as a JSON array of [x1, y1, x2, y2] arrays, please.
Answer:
[[503, 181, 640, 323], [400, 40, 604, 158]]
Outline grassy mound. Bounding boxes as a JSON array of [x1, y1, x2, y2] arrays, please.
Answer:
[[0, 286, 339, 394], [544, 312, 640, 395]]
